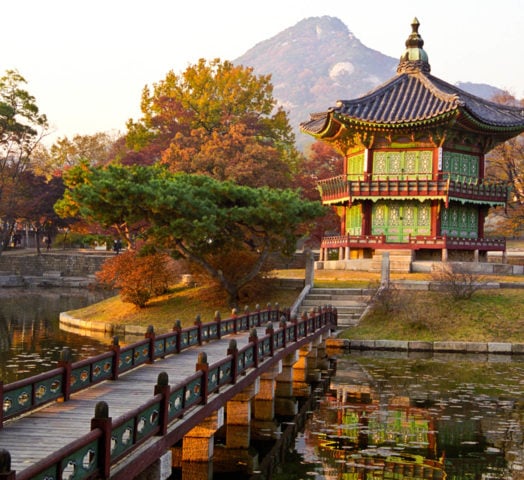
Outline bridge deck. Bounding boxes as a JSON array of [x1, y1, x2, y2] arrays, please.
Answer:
[[0, 327, 263, 473]]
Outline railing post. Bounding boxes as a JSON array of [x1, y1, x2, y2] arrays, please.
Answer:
[[244, 305, 250, 331], [196, 352, 209, 405], [110, 336, 121, 380], [58, 347, 72, 402], [266, 321, 275, 356], [0, 449, 15, 479], [91, 401, 112, 480], [292, 312, 299, 340], [227, 340, 238, 384], [254, 304, 261, 328], [154, 372, 171, 436], [194, 314, 202, 345], [280, 316, 287, 348], [275, 303, 280, 323], [249, 328, 259, 368], [145, 325, 156, 363], [173, 320, 182, 352], [232, 308, 238, 334], [215, 311, 222, 339], [266, 303, 272, 325]]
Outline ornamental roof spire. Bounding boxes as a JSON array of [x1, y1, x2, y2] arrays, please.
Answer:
[[397, 17, 431, 74]]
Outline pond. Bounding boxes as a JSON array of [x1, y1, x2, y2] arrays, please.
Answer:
[[269, 351, 524, 480], [0, 288, 115, 384]]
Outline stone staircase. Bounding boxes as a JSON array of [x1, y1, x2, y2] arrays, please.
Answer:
[[371, 249, 413, 273], [296, 287, 373, 328]]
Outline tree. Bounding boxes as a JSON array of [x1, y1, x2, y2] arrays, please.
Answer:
[[32, 132, 118, 179], [125, 58, 299, 188], [56, 163, 326, 305], [0, 70, 49, 252], [294, 141, 345, 246], [485, 92, 524, 236]]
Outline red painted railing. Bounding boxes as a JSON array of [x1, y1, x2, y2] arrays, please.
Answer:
[[1, 307, 336, 480], [321, 234, 506, 251], [318, 173, 508, 205], [0, 305, 284, 426]]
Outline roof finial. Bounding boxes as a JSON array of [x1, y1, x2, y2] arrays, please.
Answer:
[[397, 17, 430, 74]]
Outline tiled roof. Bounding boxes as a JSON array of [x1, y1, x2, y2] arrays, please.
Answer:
[[300, 19, 524, 137], [300, 72, 524, 135]]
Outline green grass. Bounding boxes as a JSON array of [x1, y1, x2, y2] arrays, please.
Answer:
[[69, 270, 524, 342], [68, 283, 301, 333], [340, 288, 524, 342]]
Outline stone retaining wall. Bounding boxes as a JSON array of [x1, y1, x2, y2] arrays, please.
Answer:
[[0, 252, 109, 276], [326, 338, 524, 355]]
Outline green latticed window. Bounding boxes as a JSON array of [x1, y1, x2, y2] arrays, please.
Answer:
[[440, 203, 478, 238], [347, 153, 365, 179], [345, 205, 362, 235], [371, 200, 431, 242], [442, 151, 479, 181], [372, 150, 432, 179]]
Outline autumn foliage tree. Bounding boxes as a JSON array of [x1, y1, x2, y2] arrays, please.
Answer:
[[125, 58, 300, 188], [97, 251, 177, 307], [485, 92, 524, 236], [56, 163, 325, 305]]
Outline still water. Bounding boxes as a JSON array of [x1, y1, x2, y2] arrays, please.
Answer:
[[271, 353, 524, 480], [2, 291, 524, 479], [0, 288, 114, 384]]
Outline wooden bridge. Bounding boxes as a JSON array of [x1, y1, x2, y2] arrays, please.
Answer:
[[0, 306, 336, 480]]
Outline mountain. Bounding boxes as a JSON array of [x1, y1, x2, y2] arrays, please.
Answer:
[[234, 16, 504, 151]]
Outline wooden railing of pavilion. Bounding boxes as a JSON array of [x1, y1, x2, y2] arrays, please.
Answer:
[[318, 172, 508, 206], [321, 234, 506, 252], [0, 306, 337, 480]]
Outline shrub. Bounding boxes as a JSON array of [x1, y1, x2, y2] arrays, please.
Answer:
[[96, 251, 178, 307], [431, 261, 486, 300]]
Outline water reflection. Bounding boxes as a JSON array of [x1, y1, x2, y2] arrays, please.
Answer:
[[0, 288, 115, 384], [273, 353, 524, 479]]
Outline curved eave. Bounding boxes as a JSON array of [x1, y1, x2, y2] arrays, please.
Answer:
[[331, 109, 458, 132], [299, 111, 344, 139], [458, 108, 524, 135]]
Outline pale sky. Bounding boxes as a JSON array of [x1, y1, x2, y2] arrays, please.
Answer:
[[2, 0, 523, 145]]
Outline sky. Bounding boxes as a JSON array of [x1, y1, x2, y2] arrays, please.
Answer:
[[2, 0, 523, 145]]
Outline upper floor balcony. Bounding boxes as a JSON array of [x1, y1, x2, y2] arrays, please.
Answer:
[[317, 173, 508, 207]]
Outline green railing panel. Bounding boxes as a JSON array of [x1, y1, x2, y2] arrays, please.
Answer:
[[180, 331, 190, 348], [111, 419, 135, 460], [34, 373, 63, 406], [154, 338, 165, 357], [70, 365, 92, 393], [219, 361, 233, 385], [185, 378, 202, 408], [91, 357, 113, 383], [61, 439, 98, 480], [188, 328, 199, 346], [164, 335, 178, 355], [208, 366, 220, 391], [132, 344, 150, 366], [119, 348, 134, 372], [136, 402, 161, 441], [3, 385, 32, 417], [169, 387, 185, 420]]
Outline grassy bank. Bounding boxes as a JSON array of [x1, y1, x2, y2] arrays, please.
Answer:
[[68, 268, 524, 342]]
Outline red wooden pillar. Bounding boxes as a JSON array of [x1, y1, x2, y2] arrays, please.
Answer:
[[173, 320, 182, 353], [154, 372, 171, 436], [58, 347, 72, 402], [196, 352, 209, 405], [227, 340, 238, 384], [110, 336, 121, 381], [91, 401, 112, 479], [0, 449, 15, 480], [145, 325, 155, 364]]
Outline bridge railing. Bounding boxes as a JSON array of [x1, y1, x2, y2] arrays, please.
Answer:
[[0, 305, 286, 427], [5, 307, 337, 480]]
